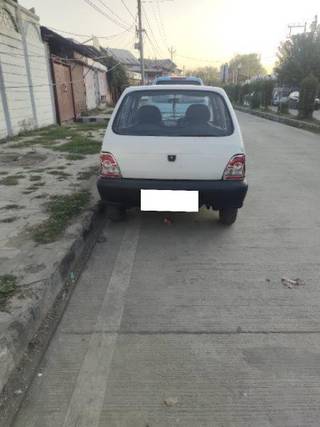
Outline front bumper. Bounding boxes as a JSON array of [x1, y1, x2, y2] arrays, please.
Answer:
[[97, 177, 248, 210]]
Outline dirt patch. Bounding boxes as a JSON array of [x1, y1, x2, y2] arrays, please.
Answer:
[[0, 217, 19, 224], [0, 152, 47, 167]]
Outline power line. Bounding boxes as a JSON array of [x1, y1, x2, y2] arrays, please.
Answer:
[[148, 0, 168, 52], [155, 0, 169, 44], [0, 50, 119, 62], [47, 25, 135, 40], [142, 4, 163, 57], [94, 0, 131, 28], [83, 0, 132, 31], [1, 62, 123, 90], [145, 31, 160, 59], [120, 0, 136, 20]]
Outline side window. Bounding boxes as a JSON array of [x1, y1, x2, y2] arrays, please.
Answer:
[[115, 96, 134, 129]]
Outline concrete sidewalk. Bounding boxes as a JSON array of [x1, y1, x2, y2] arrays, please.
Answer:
[[0, 122, 107, 401]]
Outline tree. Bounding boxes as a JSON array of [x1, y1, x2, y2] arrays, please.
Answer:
[[260, 79, 275, 109], [223, 84, 241, 103], [275, 30, 320, 86], [298, 73, 319, 119], [228, 53, 266, 82], [100, 54, 129, 104], [187, 66, 220, 86]]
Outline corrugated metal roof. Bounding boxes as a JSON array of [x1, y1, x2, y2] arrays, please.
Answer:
[[41, 27, 102, 62], [104, 48, 140, 66], [144, 58, 176, 70]]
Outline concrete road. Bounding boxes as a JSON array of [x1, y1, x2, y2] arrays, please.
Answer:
[[11, 113, 320, 426]]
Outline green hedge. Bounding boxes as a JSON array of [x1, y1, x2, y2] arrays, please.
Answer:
[[224, 79, 275, 109]]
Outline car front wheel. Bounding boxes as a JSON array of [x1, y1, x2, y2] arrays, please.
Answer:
[[219, 208, 238, 225]]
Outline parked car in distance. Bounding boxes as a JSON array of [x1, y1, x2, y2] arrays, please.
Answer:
[[97, 85, 248, 225], [153, 76, 204, 85], [272, 87, 290, 106], [288, 91, 299, 109], [289, 91, 320, 110]]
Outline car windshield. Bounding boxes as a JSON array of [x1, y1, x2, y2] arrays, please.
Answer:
[[113, 90, 234, 137]]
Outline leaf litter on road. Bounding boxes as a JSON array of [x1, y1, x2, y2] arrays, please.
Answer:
[[281, 277, 305, 289], [163, 397, 178, 407]]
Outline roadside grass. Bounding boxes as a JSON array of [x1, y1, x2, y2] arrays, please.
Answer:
[[65, 154, 86, 161], [29, 168, 46, 173], [71, 121, 108, 131], [26, 183, 45, 191], [11, 124, 103, 149], [0, 275, 17, 306], [12, 128, 78, 149], [47, 170, 72, 179], [34, 193, 48, 199], [52, 136, 101, 155], [77, 166, 99, 180], [0, 175, 21, 185], [0, 216, 18, 223], [31, 191, 90, 244], [29, 175, 42, 182], [1, 204, 23, 210]]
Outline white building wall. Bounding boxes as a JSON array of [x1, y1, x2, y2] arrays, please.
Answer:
[[98, 71, 108, 101], [83, 58, 109, 110], [0, 98, 6, 140], [25, 23, 55, 128], [0, 0, 55, 138], [84, 67, 97, 111]]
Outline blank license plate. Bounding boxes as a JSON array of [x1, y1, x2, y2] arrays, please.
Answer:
[[141, 190, 199, 212]]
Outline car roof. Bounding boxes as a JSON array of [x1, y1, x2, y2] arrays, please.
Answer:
[[123, 84, 226, 95], [155, 76, 201, 81]]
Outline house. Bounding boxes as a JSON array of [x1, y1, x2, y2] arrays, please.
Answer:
[[0, 0, 56, 138], [143, 58, 177, 83], [104, 47, 177, 84], [103, 47, 141, 83], [41, 27, 112, 123]]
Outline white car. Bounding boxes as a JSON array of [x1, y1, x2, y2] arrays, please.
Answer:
[[97, 85, 248, 225], [153, 76, 204, 85]]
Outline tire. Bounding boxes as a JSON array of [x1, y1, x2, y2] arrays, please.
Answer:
[[219, 208, 238, 225], [106, 205, 126, 222]]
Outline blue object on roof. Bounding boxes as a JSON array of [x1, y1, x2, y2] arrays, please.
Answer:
[[153, 76, 204, 85]]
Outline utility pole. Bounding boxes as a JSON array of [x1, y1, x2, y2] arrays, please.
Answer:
[[311, 15, 318, 33], [137, 0, 145, 84], [288, 22, 307, 36], [168, 46, 176, 62]]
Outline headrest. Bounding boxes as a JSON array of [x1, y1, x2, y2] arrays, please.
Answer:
[[185, 104, 210, 123], [136, 105, 162, 124]]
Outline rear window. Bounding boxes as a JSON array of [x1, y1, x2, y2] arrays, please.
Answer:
[[156, 79, 201, 85], [112, 90, 234, 137]]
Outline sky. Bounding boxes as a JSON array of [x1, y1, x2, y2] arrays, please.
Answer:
[[20, 0, 319, 72]]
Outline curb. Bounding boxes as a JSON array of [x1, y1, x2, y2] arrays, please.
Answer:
[[0, 198, 106, 426], [235, 106, 320, 134]]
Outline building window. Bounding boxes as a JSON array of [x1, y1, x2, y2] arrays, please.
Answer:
[[0, 8, 18, 32]]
